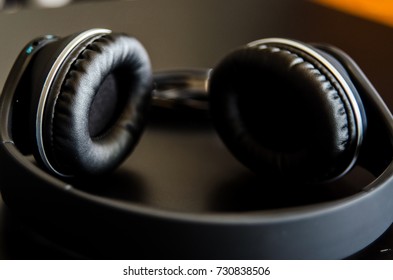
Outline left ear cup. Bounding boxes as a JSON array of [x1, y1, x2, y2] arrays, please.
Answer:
[[29, 30, 153, 177], [209, 39, 366, 183]]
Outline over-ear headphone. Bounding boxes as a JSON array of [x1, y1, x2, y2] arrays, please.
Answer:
[[1, 28, 393, 259], [3, 29, 153, 177]]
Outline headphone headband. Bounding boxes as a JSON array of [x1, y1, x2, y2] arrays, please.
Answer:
[[152, 68, 210, 110]]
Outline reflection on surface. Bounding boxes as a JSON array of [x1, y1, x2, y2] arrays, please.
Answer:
[[2, 0, 68, 10], [0, 0, 111, 11]]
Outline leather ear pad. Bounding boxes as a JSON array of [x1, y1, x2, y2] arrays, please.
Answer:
[[30, 33, 152, 176], [209, 44, 361, 182]]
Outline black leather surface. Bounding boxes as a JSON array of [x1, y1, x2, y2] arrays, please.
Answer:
[[36, 33, 153, 176], [209, 44, 360, 182]]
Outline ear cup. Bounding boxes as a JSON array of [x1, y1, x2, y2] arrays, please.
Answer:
[[209, 40, 365, 183], [29, 30, 152, 176]]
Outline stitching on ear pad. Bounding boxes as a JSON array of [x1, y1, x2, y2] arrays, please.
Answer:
[[40, 33, 152, 176], [209, 43, 361, 183]]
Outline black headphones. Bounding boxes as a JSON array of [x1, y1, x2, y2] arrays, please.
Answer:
[[1, 28, 393, 259]]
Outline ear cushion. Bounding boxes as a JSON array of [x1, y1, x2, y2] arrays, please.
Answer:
[[209, 43, 361, 182], [37, 33, 152, 176]]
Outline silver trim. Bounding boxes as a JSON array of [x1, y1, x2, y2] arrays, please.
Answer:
[[36, 28, 112, 177], [248, 38, 364, 180]]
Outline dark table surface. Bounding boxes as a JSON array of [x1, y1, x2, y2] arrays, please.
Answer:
[[1, 0, 393, 259]]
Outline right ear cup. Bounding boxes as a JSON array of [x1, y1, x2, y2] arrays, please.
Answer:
[[209, 38, 366, 183], [29, 29, 153, 177]]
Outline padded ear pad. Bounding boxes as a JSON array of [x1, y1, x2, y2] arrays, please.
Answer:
[[30, 32, 152, 176], [209, 43, 363, 183]]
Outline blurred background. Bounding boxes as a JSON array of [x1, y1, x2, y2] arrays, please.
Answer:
[[0, 0, 392, 23], [317, 0, 393, 27], [0, 0, 104, 10]]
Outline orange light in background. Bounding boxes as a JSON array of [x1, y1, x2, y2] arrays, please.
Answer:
[[314, 0, 393, 27]]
